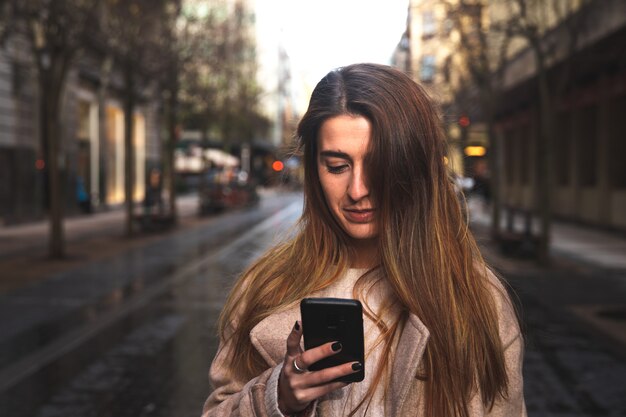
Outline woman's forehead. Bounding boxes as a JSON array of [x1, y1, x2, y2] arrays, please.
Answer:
[[317, 115, 371, 154]]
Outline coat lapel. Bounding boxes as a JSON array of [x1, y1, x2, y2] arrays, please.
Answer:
[[249, 303, 431, 417], [249, 303, 300, 367]]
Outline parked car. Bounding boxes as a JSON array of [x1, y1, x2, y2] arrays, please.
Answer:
[[199, 168, 259, 214]]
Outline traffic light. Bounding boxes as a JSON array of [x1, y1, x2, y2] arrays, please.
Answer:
[[272, 160, 284, 172]]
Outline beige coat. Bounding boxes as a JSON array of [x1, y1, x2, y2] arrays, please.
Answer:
[[202, 273, 526, 416]]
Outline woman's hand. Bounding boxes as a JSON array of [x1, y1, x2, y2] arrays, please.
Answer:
[[277, 321, 362, 415]]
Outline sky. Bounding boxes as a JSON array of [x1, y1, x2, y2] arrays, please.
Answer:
[[254, 0, 410, 113]]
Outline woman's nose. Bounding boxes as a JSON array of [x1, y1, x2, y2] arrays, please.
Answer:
[[347, 168, 369, 201]]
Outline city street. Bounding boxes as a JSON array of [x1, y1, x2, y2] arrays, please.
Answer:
[[1, 190, 625, 417], [473, 224, 626, 417], [0, 190, 303, 417]]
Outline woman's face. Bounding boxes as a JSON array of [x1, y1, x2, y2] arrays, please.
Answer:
[[317, 115, 378, 242]]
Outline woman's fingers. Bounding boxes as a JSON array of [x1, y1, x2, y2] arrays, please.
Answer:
[[298, 360, 361, 387], [278, 322, 362, 414], [298, 341, 342, 371], [285, 321, 303, 358], [286, 381, 347, 405]]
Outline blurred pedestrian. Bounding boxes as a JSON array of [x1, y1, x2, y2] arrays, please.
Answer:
[[76, 176, 91, 214], [472, 159, 491, 205], [202, 64, 525, 417], [143, 168, 164, 215]]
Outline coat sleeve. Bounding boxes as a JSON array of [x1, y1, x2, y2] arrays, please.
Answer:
[[201, 328, 281, 417], [483, 270, 527, 417], [483, 332, 527, 417], [201, 328, 317, 417]]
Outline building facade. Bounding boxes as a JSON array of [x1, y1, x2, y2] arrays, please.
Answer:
[[400, 0, 626, 232], [0, 36, 162, 226], [492, 0, 626, 231], [400, 0, 489, 178]]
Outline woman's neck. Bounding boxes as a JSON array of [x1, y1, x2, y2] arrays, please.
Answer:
[[350, 238, 379, 269]]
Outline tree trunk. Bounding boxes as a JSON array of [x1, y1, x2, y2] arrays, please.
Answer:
[[478, 89, 500, 238], [534, 47, 554, 265], [39, 60, 66, 259], [166, 64, 178, 221], [98, 56, 112, 206], [487, 123, 501, 237], [124, 65, 135, 237], [45, 91, 65, 259]]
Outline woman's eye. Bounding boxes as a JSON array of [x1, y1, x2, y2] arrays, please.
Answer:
[[326, 164, 348, 174]]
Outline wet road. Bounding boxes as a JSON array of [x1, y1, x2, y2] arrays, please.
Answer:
[[1, 190, 625, 416], [0, 192, 303, 417]]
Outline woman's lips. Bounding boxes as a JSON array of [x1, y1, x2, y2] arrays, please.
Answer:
[[343, 209, 375, 223]]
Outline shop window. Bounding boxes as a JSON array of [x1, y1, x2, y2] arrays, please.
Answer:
[[554, 112, 572, 186], [505, 129, 516, 185], [77, 101, 91, 141], [609, 95, 626, 188], [577, 105, 598, 187]]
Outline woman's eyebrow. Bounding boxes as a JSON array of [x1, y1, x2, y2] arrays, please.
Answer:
[[319, 150, 351, 160]]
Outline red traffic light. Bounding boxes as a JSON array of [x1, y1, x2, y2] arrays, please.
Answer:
[[459, 115, 470, 128], [272, 160, 284, 172]]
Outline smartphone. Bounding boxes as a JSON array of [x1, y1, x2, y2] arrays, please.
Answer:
[[300, 297, 365, 383]]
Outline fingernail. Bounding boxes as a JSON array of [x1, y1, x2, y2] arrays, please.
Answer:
[[331, 342, 342, 352], [294, 321, 300, 331], [351, 362, 362, 371]]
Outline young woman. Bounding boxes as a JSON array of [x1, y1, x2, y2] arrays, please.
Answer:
[[202, 63, 526, 417]]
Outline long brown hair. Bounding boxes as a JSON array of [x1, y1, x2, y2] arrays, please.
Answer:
[[218, 63, 509, 417]]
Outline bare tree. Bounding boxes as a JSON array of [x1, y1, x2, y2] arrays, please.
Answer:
[[0, 0, 15, 43], [443, 0, 513, 239], [180, 1, 267, 148], [157, 1, 195, 221], [100, 0, 175, 236], [502, 0, 592, 263], [4, 0, 98, 258]]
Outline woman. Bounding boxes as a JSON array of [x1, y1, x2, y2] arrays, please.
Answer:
[[202, 63, 526, 417]]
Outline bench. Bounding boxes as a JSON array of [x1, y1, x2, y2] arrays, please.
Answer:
[[496, 206, 540, 258], [133, 212, 175, 233]]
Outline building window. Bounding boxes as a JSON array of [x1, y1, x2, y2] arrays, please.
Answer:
[[420, 55, 436, 83], [422, 11, 436, 38], [12, 62, 28, 97]]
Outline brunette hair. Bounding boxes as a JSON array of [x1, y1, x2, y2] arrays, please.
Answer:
[[218, 63, 509, 417]]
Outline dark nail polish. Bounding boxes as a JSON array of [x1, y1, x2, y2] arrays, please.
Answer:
[[294, 321, 300, 331], [351, 362, 362, 371], [331, 342, 342, 352]]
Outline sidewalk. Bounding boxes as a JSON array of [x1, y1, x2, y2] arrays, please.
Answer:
[[0, 194, 201, 292], [467, 198, 626, 356], [0, 189, 284, 293], [3, 195, 625, 280], [468, 198, 626, 272]]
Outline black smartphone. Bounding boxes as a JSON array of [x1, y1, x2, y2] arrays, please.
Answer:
[[300, 297, 365, 383]]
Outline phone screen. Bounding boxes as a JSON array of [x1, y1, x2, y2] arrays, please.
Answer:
[[300, 297, 365, 383]]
